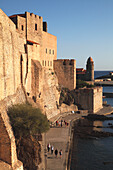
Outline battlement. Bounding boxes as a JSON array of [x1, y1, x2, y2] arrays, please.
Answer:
[[55, 59, 76, 66], [10, 12, 43, 20], [26, 12, 43, 20]]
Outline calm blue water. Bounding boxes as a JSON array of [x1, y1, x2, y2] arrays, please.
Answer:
[[103, 86, 113, 107], [95, 71, 113, 107], [72, 137, 113, 170], [94, 71, 113, 79], [71, 71, 113, 170]]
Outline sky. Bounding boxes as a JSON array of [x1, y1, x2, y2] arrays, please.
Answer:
[[1, 0, 113, 70]]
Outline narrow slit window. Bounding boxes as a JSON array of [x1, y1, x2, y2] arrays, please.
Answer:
[[21, 25, 24, 31], [50, 61, 52, 66], [35, 24, 37, 30], [42, 60, 44, 66]]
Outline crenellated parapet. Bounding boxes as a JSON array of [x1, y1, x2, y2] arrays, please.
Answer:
[[55, 59, 76, 66]]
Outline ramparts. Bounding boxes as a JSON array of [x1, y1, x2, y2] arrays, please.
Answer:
[[53, 59, 76, 90], [73, 86, 103, 113]]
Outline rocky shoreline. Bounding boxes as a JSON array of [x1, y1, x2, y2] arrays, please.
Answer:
[[73, 114, 113, 139]]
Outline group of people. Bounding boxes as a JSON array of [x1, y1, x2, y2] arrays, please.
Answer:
[[56, 119, 69, 127], [47, 143, 62, 158]]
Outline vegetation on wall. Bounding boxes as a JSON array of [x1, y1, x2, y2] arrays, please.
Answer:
[[76, 79, 95, 89], [7, 103, 49, 139], [7, 103, 50, 169], [59, 80, 95, 107], [59, 87, 74, 106]]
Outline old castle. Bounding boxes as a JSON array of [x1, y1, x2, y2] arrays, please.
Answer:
[[0, 9, 103, 169]]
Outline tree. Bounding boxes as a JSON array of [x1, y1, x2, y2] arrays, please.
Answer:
[[7, 104, 49, 139]]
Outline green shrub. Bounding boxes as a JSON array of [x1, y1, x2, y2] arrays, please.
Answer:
[[76, 79, 95, 89], [7, 104, 49, 138], [59, 87, 74, 106]]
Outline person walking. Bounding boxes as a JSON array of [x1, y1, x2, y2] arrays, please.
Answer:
[[59, 149, 62, 158], [51, 145, 54, 154], [56, 121, 58, 126], [55, 149, 58, 158], [61, 119, 63, 127], [47, 143, 51, 152]]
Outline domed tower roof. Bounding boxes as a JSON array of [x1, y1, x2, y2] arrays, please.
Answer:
[[87, 57, 93, 63], [86, 56, 94, 81]]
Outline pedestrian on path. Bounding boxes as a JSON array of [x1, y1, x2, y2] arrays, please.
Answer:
[[51, 145, 54, 154], [59, 149, 62, 158], [55, 149, 58, 158], [56, 120, 58, 126], [47, 143, 51, 152], [61, 119, 63, 127]]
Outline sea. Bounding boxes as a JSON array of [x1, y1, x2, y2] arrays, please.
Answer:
[[71, 71, 113, 170]]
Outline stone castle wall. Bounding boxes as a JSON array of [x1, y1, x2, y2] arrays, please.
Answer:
[[0, 9, 25, 101], [93, 87, 103, 113], [73, 87, 103, 113], [10, 11, 57, 70], [0, 86, 26, 170], [53, 59, 76, 90]]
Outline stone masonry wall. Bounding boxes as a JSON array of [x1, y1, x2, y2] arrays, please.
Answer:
[[73, 87, 103, 113], [53, 59, 76, 90], [0, 86, 26, 169], [0, 9, 25, 101], [93, 87, 103, 113], [42, 31, 57, 68], [26, 11, 57, 69]]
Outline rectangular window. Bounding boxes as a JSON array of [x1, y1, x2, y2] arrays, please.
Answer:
[[42, 60, 44, 66], [53, 50, 54, 55], [45, 61, 46, 66], [48, 61, 49, 66], [46, 48, 47, 53], [49, 49, 51, 54], [35, 24, 37, 30], [50, 61, 52, 66], [21, 25, 24, 31]]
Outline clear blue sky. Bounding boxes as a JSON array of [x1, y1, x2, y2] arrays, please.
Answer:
[[1, 0, 113, 70]]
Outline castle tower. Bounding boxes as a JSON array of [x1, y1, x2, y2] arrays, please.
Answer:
[[86, 57, 94, 81]]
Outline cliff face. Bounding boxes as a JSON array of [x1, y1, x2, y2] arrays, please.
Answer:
[[16, 135, 42, 170], [0, 86, 25, 170], [42, 69, 60, 119]]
